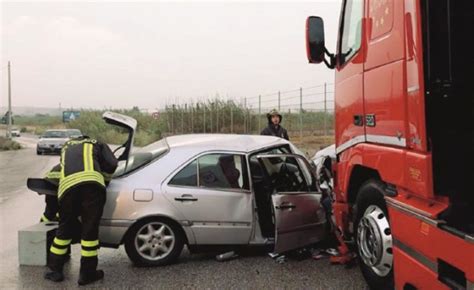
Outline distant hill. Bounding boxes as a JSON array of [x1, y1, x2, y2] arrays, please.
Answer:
[[0, 106, 62, 116]]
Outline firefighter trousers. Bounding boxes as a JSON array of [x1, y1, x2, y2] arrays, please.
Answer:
[[48, 183, 106, 274], [41, 195, 59, 222]]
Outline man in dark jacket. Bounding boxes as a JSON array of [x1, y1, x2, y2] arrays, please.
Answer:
[[260, 109, 289, 140], [45, 136, 118, 286]]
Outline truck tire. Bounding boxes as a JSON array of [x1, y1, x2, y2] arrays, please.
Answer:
[[124, 218, 184, 267], [354, 180, 394, 290]]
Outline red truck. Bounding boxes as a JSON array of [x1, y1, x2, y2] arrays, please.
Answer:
[[305, 0, 473, 289]]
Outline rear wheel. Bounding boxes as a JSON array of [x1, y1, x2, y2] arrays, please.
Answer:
[[124, 218, 184, 267], [37, 149, 42, 155], [354, 180, 394, 289]]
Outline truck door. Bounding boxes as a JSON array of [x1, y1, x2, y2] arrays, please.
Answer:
[[334, 0, 365, 154], [363, 0, 407, 148], [256, 154, 327, 254]]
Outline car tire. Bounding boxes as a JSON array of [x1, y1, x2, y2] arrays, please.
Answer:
[[354, 180, 394, 290], [37, 150, 42, 155], [124, 218, 184, 267]]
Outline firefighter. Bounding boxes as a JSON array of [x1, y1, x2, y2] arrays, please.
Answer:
[[44, 136, 118, 285], [260, 109, 289, 140]]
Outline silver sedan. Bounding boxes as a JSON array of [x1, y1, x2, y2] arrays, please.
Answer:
[[31, 112, 328, 267]]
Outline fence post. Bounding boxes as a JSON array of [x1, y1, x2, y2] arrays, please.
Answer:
[[258, 95, 261, 131], [204, 105, 206, 133], [182, 104, 186, 133], [324, 82, 327, 136], [191, 104, 194, 133], [299, 87, 303, 141], [278, 91, 281, 111], [230, 106, 234, 133], [244, 98, 247, 134], [172, 104, 175, 134]]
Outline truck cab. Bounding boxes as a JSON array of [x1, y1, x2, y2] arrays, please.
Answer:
[[306, 0, 473, 289]]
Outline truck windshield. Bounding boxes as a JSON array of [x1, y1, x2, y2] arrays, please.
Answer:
[[339, 0, 363, 64]]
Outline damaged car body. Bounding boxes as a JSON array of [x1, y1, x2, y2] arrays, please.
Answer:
[[28, 112, 328, 266]]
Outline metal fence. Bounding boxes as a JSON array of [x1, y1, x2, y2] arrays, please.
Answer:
[[160, 83, 335, 140]]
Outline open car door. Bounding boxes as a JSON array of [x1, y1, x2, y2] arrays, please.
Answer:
[[256, 153, 327, 254], [102, 111, 137, 172]]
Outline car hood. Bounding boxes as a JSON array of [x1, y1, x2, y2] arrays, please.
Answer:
[[102, 111, 137, 170]]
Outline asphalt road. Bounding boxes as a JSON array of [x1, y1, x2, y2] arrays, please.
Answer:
[[0, 135, 368, 289]]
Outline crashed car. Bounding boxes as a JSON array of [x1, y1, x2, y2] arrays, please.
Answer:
[[29, 112, 328, 266]]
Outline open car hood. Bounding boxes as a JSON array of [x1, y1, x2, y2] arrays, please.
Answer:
[[102, 111, 137, 164]]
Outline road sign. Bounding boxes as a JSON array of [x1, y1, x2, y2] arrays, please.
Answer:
[[63, 111, 81, 123]]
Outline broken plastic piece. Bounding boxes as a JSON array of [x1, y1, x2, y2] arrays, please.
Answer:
[[216, 251, 238, 262]]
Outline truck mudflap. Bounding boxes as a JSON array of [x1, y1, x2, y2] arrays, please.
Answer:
[[385, 197, 474, 290]]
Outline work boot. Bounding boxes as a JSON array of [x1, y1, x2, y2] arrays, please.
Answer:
[[78, 270, 104, 286], [44, 271, 64, 282]]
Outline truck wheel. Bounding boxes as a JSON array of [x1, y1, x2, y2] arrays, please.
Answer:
[[124, 218, 184, 267], [354, 180, 394, 289]]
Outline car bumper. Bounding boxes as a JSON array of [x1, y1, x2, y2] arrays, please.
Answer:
[[37, 146, 62, 154]]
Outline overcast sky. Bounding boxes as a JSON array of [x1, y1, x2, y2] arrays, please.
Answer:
[[1, 1, 342, 110]]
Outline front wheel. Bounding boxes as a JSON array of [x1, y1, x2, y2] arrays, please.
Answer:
[[354, 180, 394, 290], [124, 218, 184, 267]]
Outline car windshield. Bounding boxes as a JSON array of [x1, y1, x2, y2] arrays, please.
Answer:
[[42, 131, 68, 138], [68, 129, 82, 137], [114, 138, 170, 177]]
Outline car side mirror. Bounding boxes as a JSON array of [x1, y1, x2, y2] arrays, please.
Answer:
[[306, 16, 335, 69]]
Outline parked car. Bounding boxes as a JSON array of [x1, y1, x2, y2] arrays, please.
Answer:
[[29, 112, 328, 266], [36, 129, 71, 155], [11, 127, 21, 137]]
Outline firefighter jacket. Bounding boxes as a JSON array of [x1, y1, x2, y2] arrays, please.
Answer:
[[58, 137, 118, 199]]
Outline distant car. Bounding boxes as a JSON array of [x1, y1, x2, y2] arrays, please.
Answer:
[[29, 112, 328, 267], [36, 129, 71, 155], [11, 128, 21, 137]]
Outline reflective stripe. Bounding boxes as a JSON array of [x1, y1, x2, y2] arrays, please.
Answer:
[[58, 171, 105, 199], [45, 171, 61, 179], [51, 246, 68, 255], [88, 143, 94, 171], [54, 237, 72, 246], [83, 143, 89, 172], [81, 240, 99, 247], [81, 249, 98, 257], [41, 214, 50, 222]]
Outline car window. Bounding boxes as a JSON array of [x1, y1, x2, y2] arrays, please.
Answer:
[[169, 160, 198, 187], [260, 156, 315, 193], [198, 153, 248, 190], [42, 131, 68, 138]]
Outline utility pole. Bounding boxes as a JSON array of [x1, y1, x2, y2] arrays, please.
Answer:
[[7, 61, 12, 139], [324, 82, 328, 136]]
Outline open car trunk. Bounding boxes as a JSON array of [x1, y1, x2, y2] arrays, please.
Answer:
[[421, 0, 474, 230]]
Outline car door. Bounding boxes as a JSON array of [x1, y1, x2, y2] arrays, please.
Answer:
[[256, 154, 327, 253], [162, 152, 253, 245]]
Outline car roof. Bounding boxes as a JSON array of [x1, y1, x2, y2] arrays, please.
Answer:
[[164, 134, 289, 153], [45, 129, 68, 132]]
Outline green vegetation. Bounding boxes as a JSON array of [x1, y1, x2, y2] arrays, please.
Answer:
[[11, 101, 334, 148], [0, 136, 22, 151]]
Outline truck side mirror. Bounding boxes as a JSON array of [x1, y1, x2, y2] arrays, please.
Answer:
[[306, 16, 325, 64], [306, 16, 335, 69]]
